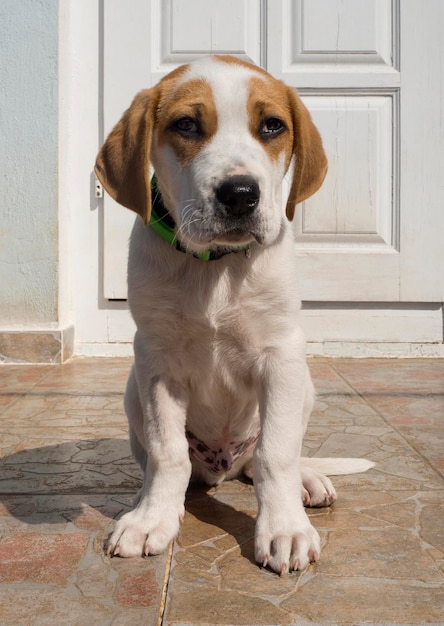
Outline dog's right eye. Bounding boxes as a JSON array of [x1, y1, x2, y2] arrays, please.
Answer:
[[172, 117, 199, 135]]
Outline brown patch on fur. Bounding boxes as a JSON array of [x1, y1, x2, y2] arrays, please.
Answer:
[[247, 76, 294, 167], [155, 78, 218, 167], [211, 55, 271, 78], [95, 88, 159, 224], [94, 64, 191, 223], [285, 87, 327, 220], [247, 73, 327, 220]]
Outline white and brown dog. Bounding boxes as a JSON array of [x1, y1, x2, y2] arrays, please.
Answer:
[[95, 55, 372, 575]]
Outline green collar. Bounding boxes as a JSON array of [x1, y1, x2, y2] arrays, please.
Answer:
[[149, 176, 250, 261]]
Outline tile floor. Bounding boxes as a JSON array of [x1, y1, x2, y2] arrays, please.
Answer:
[[0, 357, 443, 625]]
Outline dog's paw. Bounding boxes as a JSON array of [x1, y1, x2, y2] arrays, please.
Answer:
[[301, 466, 337, 507], [107, 504, 183, 557], [255, 511, 321, 575]]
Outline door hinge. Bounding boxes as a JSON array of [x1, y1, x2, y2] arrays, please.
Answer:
[[95, 179, 103, 198]]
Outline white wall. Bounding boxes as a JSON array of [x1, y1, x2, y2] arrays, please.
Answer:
[[0, 0, 132, 360], [0, 0, 59, 328]]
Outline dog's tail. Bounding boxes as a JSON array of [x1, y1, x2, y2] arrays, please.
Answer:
[[301, 457, 375, 476]]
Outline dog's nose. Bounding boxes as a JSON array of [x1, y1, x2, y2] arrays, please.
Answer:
[[216, 176, 260, 218]]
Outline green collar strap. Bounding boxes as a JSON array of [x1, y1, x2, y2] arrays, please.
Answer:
[[149, 176, 250, 262]]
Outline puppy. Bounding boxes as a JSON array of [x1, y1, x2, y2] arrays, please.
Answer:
[[95, 55, 372, 575]]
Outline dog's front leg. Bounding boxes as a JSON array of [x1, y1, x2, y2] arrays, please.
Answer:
[[253, 334, 321, 575], [108, 351, 191, 558]]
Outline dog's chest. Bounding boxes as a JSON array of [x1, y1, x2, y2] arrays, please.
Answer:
[[130, 229, 300, 391], [140, 264, 272, 387], [167, 285, 258, 383]]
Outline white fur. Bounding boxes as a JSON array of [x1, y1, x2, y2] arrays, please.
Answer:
[[302, 457, 375, 476], [103, 56, 373, 575]]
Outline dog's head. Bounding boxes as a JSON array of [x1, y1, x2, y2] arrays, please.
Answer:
[[95, 55, 327, 253]]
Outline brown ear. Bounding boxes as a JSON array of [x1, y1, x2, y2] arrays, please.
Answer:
[[285, 88, 328, 221], [94, 88, 158, 224]]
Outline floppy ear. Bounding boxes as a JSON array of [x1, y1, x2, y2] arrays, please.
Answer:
[[94, 88, 158, 224], [285, 88, 328, 221]]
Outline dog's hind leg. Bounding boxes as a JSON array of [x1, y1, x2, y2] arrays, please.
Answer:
[[299, 369, 373, 506], [300, 369, 337, 507]]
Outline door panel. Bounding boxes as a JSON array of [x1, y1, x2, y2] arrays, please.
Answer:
[[296, 96, 394, 246], [292, 94, 399, 301], [166, 0, 261, 63], [296, 0, 393, 66], [268, 0, 399, 88]]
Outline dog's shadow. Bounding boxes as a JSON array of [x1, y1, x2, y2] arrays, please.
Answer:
[[0, 438, 258, 566], [183, 483, 257, 565]]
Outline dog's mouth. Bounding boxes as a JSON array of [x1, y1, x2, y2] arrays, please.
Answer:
[[212, 229, 260, 246]]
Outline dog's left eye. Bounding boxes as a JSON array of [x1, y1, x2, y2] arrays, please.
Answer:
[[173, 117, 199, 134], [260, 117, 286, 137]]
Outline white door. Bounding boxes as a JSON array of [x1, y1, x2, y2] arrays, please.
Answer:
[[99, 0, 444, 348]]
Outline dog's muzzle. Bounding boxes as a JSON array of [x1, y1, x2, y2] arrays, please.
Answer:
[[212, 175, 263, 245]]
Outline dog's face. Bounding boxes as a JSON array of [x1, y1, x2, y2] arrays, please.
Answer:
[[95, 56, 327, 253], [152, 58, 298, 250]]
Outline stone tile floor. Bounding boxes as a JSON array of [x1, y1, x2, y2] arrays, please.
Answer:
[[0, 357, 443, 625]]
